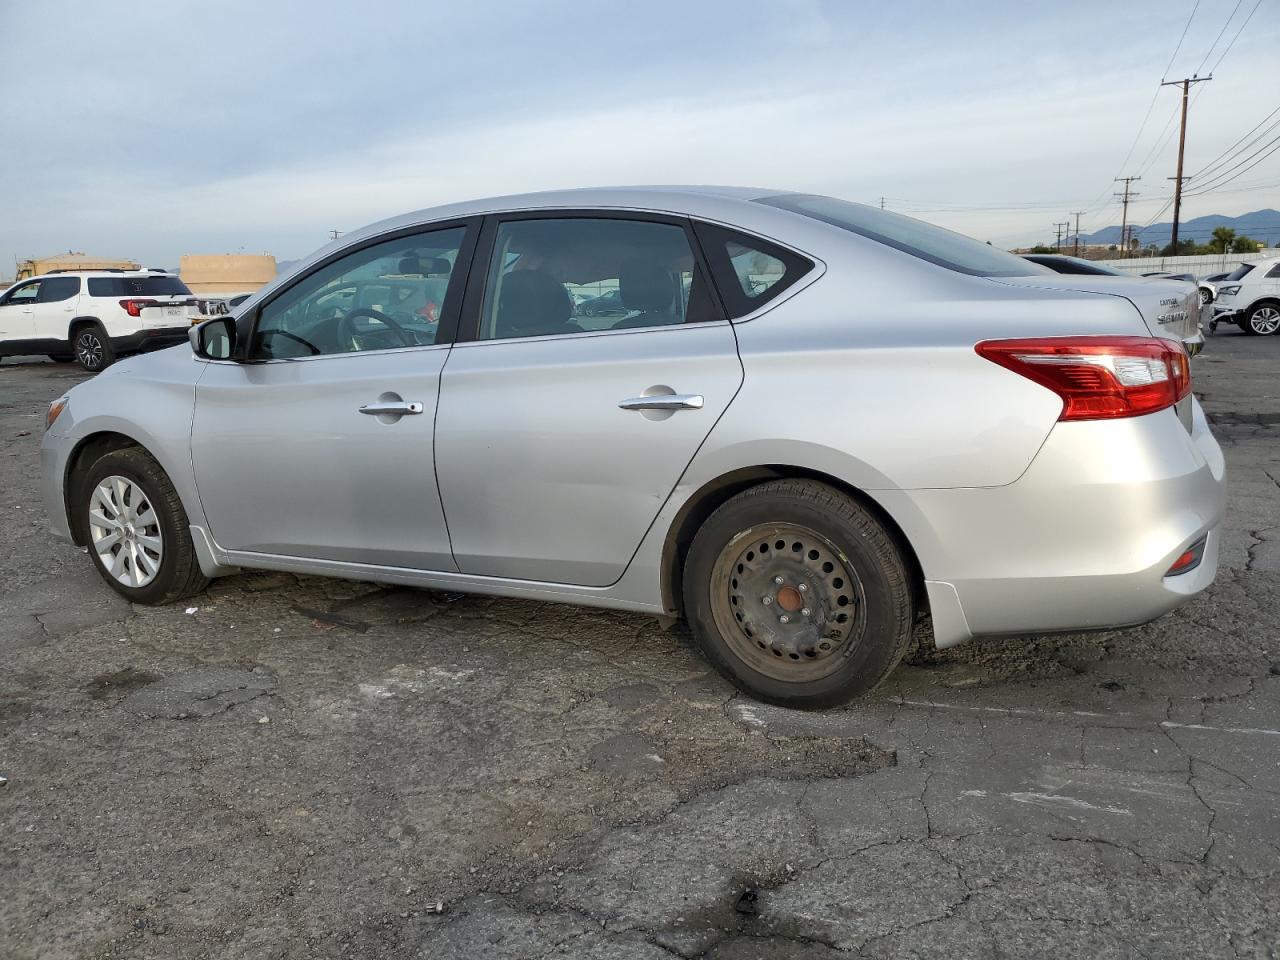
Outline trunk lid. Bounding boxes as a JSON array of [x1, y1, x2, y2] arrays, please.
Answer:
[[993, 274, 1200, 431], [137, 297, 197, 329]]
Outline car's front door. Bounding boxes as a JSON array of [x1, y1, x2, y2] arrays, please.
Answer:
[[0, 280, 40, 344], [434, 213, 744, 586], [32, 276, 81, 341], [190, 221, 477, 569]]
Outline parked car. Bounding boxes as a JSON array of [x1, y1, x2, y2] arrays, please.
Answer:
[[1211, 259, 1280, 335], [0, 269, 197, 370], [40, 188, 1224, 707], [575, 289, 626, 318], [1143, 271, 1216, 306]]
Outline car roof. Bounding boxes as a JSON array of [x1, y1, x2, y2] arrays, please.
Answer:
[[31, 269, 177, 279], [347, 185, 794, 240]]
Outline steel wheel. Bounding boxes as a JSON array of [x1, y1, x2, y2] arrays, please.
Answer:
[[88, 475, 164, 587], [76, 329, 107, 370], [708, 522, 867, 683], [1249, 305, 1280, 335]]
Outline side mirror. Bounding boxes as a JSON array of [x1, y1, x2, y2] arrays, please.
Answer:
[[189, 317, 237, 361]]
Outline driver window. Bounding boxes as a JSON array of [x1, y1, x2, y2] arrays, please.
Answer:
[[4, 281, 41, 305], [251, 227, 465, 360]]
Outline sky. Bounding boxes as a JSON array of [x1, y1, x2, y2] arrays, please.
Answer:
[[2, 0, 1277, 269]]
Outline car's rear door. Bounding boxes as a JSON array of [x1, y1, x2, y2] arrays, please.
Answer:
[[32, 276, 81, 339], [190, 219, 478, 570], [434, 211, 743, 586]]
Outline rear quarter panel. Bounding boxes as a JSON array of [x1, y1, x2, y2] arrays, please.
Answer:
[[713, 237, 1153, 491]]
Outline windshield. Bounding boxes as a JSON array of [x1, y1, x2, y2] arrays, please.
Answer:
[[1226, 263, 1256, 281], [757, 194, 1043, 278]]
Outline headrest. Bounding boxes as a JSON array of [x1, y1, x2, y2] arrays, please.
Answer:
[[619, 259, 673, 313]]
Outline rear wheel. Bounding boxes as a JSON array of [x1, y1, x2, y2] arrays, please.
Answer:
[[683, 479, 914, 708], [79, 448, 209, 604], [1246, 304, 1280, 336], [74, 323, 115, 371]]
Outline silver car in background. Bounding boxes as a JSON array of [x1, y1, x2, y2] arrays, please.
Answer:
[[41, 187, 1224, 707]]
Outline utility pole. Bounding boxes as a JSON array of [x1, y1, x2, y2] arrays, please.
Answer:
[[1070, 211, 1085, 257], [328, 229, 343, 241], [1161, 75, 1211, 253], [1053, 222, 1068, 252], [879, 197, 885, 210], [1114, 177, 1140, 258]]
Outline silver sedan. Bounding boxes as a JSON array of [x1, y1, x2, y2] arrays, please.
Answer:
[[40, 187, 1225, 707]]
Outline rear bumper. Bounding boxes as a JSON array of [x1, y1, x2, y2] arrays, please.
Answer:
[[886, 399, 1226, 647], [111, 326, 190, 354]]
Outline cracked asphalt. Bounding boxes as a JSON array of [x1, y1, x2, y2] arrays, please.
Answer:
[[2, 329, 1278, 960]]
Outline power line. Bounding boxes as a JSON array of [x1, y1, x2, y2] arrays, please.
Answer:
[[1161, 0, 1201, 78], [1191, 0, 1243, 76], [1187, 132, 1280, 197], [1190, 105, 1280, 181], [1203, 0, 1261, 75]]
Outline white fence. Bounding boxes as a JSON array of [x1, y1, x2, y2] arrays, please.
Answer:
[[1099, 250, 1277, 279]]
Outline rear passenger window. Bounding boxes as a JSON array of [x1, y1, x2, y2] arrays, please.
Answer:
[[37, 277, 80, 302], [694, 223, 813, 319], [477, 217, 719, 341]]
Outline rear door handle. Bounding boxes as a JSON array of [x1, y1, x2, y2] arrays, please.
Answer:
[[359, 401, 424, 416], [618, 393, 704, 411]]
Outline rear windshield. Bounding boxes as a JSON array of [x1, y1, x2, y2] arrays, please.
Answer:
[[87, 276, 192, 297], [1225, 263, 1255, 281], [757, 194, 1042, 278]]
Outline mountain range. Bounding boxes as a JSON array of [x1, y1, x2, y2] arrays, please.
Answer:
[[1070, 209, 1280, 248]]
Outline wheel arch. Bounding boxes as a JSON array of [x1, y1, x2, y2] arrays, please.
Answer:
[[63, 432, 146, 545], [68, 315, 104, 337], [659, 465, 926, 619]]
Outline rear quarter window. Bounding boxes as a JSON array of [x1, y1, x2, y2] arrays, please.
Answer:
[[1226, 263, 1256, 282], [87, 276, 192, 297], [693, 222, 813, 319]]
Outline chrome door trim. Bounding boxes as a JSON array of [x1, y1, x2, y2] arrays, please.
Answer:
[[359, 401, 424, 416], [618, 394, 704, 411]]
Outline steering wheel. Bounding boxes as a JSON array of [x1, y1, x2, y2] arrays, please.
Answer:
[[337, 307, 414, 348]]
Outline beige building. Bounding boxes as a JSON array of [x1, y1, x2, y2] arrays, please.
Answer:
[[179, 254, 276, 297], [17, 252, 139, 280]]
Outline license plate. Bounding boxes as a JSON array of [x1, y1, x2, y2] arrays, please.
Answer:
[[165, 305, 183, 318]]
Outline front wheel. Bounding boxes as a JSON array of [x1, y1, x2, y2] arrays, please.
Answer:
[[1200, 288, 1212, 306], [79, 447, 210, 604], [1246, 304, 1280, 336], [74, 324, 116, 371], [682, 480, 914, 709]]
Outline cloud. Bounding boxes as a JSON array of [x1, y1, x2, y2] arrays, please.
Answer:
[[2, 0, 1277, 264]]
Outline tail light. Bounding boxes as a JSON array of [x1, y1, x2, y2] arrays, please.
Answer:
[[119, 298, 159, 317], [975, 336, 1191, 421]]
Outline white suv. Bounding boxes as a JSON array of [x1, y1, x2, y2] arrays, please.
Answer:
[[1210, 258, 1280, 336], [0, 269, 198, 370]]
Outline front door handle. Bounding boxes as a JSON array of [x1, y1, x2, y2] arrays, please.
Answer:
[[359, 401, 424, 416], [618, 393, 704, 411]]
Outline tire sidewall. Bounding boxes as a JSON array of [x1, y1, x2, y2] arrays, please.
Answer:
[[81, 451, 185, 603], [1247, 304, 1280, 336], [74, 325, 114, 371], [684, 489, 911, 707]]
